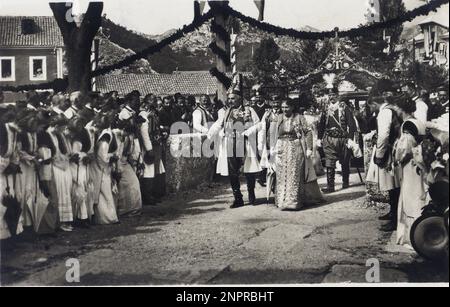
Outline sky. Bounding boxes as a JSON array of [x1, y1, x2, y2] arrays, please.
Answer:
[[0, 0, 448, 35]]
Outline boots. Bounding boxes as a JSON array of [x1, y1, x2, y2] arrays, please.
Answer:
[[248, 189, 256, 206], [380, 188, 400, 232], [321, 167, 336, 194], [230, 190, 245, 208], [230, 176, 244, 209], [342, 167, 350, 190], [246, 174, 257, 206]]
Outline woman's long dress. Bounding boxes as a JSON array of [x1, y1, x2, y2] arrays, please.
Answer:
[[395, 121, 427, 247], [113, 130, 142, 217], [303, 114, 325, 176], [15, 132, 38, 228], [1, 123, 24, 239], [70, 139, 90, 221], [48, 128, 73, 223], [275, 114, 308, 210], [90, 129, 119, 225]]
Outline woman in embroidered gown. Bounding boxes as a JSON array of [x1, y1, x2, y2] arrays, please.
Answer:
[[90, 115, 119, 225], [274, 100, 315, 211], [112, 120, 142, 217]]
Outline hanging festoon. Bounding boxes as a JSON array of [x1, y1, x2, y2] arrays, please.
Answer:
[[208, 1, 233, 95], [1, 0, 448, 93]]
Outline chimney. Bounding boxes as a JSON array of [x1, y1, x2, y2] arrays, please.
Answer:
[[21, 18, 36, 35]]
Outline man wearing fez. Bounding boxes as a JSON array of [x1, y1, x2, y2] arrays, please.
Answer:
[[317, 87, 357, 194], [208, 77, 261, 208]]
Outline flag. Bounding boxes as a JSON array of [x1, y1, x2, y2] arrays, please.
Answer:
[[365, 0, 380, 23], [254, 0, 265, 21], [194, 1, 206, 20]]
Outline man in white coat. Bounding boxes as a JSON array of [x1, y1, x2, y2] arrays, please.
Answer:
[[208, 84, 261, 208], [366, 79, 403, 232]]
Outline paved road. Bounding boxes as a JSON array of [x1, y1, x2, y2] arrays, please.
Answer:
[[1, 174, 448, 285]]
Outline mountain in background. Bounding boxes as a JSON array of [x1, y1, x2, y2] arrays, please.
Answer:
[[100, 17, 321, 74]]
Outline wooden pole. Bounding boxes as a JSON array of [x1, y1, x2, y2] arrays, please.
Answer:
[[212, 1, 230, 102]]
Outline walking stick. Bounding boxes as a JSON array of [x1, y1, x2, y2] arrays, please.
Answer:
[[356, 167, 364, 183]]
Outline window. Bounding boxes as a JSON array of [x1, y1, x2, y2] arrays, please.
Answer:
[[0, 57, 15, 81], [29, 56, 47, 81]]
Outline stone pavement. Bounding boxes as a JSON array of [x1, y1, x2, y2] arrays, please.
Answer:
[[1, 173, 448, 286]]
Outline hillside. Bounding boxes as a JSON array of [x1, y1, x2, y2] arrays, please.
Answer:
[[100, 17, 322, 74]]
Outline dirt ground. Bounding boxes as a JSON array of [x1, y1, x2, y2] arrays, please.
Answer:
[[1, 173, 448, 286]]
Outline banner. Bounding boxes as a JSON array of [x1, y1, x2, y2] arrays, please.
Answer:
[[254, 0, 265, 21]]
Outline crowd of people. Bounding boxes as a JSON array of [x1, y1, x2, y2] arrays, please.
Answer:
[[0, 77, 448, 252]]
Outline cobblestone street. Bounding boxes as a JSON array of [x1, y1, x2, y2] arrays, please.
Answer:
[[1, 174, 448, 286]]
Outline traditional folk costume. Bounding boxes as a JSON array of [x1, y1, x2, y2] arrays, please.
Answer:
[[303, 114, 325, 176], [394, 119, 427, 247], [69, 126, 93, 222], [209, 103, 261, 206], [112, 129, 142, 217], [34, 128, 58, 234], [0, 123, 24, 239], [47, 127, 74, 228], [138, 109, 166, 205], [90, 129, 119, 225], [318, 101, 357, 193], [192, 105, 214, 134], [16, 131, 38, 228], [366, 103, 402, 228], [273, 114, 321, 210]]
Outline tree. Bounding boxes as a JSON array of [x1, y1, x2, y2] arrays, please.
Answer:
[[281, 39, 333, 81], [348, 0, 406, 76], [50, 2, 103, 93], [405, 62, 449, 92], [252, 38, 281, 85]]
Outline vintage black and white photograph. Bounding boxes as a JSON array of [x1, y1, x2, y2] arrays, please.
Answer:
[[0, 0, 449, 289]]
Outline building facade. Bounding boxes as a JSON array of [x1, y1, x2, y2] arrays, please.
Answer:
[[0, 16, 65, 87], [412, 17, 449, 67]]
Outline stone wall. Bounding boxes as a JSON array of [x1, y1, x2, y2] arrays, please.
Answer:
[[164, 134, 215, 194]]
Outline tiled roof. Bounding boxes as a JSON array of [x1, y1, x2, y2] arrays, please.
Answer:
[[96, 71, 251, 96], [0, 16, 64, 47]]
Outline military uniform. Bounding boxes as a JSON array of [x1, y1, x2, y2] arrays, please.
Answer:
[[318, 102, 357, 192]]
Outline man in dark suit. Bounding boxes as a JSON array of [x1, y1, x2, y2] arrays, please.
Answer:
[[318, 88, 358, 194]]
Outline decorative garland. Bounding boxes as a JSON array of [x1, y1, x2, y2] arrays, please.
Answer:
[[209, 68, 232, 89], [210, 20, 231, 43], [92, 9, 215, 77], [1, 0, 447, 92], [222, 0, 449, 39], [208, 42, 231, 66]]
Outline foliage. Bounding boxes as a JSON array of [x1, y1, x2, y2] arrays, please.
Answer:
[[404, 62, 449, 91], [251, 38, 281, 85], [347, 0, 407, 76]]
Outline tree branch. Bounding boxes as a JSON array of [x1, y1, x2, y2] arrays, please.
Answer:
[[49, 2, 76, 42], [80, 1, 104, 41]]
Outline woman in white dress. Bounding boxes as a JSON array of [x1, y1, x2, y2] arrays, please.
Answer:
[[90, 116, 119, 225], [47, 118, 74, 232], [395, 119, 427, 247], [68, 121, 93, 227], [112, 125, 142, 217], [0, 118, 24, 239]]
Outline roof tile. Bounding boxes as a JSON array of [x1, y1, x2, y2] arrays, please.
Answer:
[[0, 16, 64, 47]]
